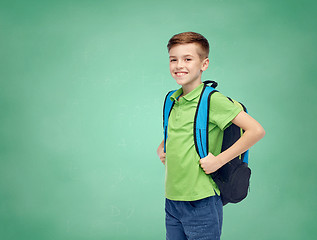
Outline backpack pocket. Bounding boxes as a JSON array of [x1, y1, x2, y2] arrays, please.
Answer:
[[229, 163, 251, 203], [212, 162, 251, 205]]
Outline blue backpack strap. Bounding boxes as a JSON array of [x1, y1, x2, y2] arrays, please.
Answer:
[[243, 149, 249, 164], [194, 84, 218, 159], [163, 90, 177, 153], [239, 103, 249, 164]]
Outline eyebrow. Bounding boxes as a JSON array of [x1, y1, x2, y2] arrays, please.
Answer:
[[169, 54, 194, 58]]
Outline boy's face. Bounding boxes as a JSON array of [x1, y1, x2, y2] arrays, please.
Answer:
[[169, 43, 209, 89]]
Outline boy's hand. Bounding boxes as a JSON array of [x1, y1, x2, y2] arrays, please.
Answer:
[[199, 153, 223, 174], [159, 152, 166, 165], [157, 141, 166, 165]]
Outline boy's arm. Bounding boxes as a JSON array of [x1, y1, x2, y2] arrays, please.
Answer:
[[157, 140, 166, 165], [200, 111, 265, 174]]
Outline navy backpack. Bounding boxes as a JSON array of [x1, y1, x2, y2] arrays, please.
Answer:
[[163, 80, 251, 205]]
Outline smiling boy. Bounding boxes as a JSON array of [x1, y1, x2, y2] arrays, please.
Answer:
[[157, 32, 265, 240]]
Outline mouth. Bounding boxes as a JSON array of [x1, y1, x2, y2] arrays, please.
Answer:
[[175, 72, 188, 77]]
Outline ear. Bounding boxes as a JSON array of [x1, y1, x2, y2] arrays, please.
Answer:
[[201, 58, 209, 71]]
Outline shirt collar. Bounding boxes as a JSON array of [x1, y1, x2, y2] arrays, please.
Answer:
[[170, 83, 204, 102]]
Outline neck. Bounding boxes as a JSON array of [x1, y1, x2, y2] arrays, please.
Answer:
[[182, 80, 203, 96]]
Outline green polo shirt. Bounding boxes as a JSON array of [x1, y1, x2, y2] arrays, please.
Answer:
[[165, 83, 242, 201]]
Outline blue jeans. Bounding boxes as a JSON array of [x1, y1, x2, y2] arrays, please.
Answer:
[[165, 195, 223, 240]]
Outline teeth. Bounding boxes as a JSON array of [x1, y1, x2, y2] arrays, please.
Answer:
[[176, 72, 187, 76]]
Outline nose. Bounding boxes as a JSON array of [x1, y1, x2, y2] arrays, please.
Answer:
[[176, 60, 184, 69]]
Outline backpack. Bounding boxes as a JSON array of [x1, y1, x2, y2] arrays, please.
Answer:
[[163, 80, 251, 206]]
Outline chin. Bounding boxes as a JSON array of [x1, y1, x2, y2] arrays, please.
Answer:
[[175, 78, 188, 86]]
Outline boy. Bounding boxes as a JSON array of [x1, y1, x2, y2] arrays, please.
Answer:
[[157, 32, 265, 240]]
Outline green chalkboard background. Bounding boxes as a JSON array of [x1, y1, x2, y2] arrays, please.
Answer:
[[1, 0, 316, 239]]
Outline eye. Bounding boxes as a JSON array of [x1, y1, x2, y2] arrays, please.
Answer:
[[185, 58, 192, 61], [170, 59, 176, 62]]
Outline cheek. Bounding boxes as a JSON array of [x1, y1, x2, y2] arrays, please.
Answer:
[[169, 64, 174, 73]]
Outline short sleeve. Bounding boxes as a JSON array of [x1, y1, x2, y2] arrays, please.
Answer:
[[209, 92, 242, 130]]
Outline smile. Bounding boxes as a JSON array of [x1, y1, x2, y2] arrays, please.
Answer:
[[175, 72, 188, 76]]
